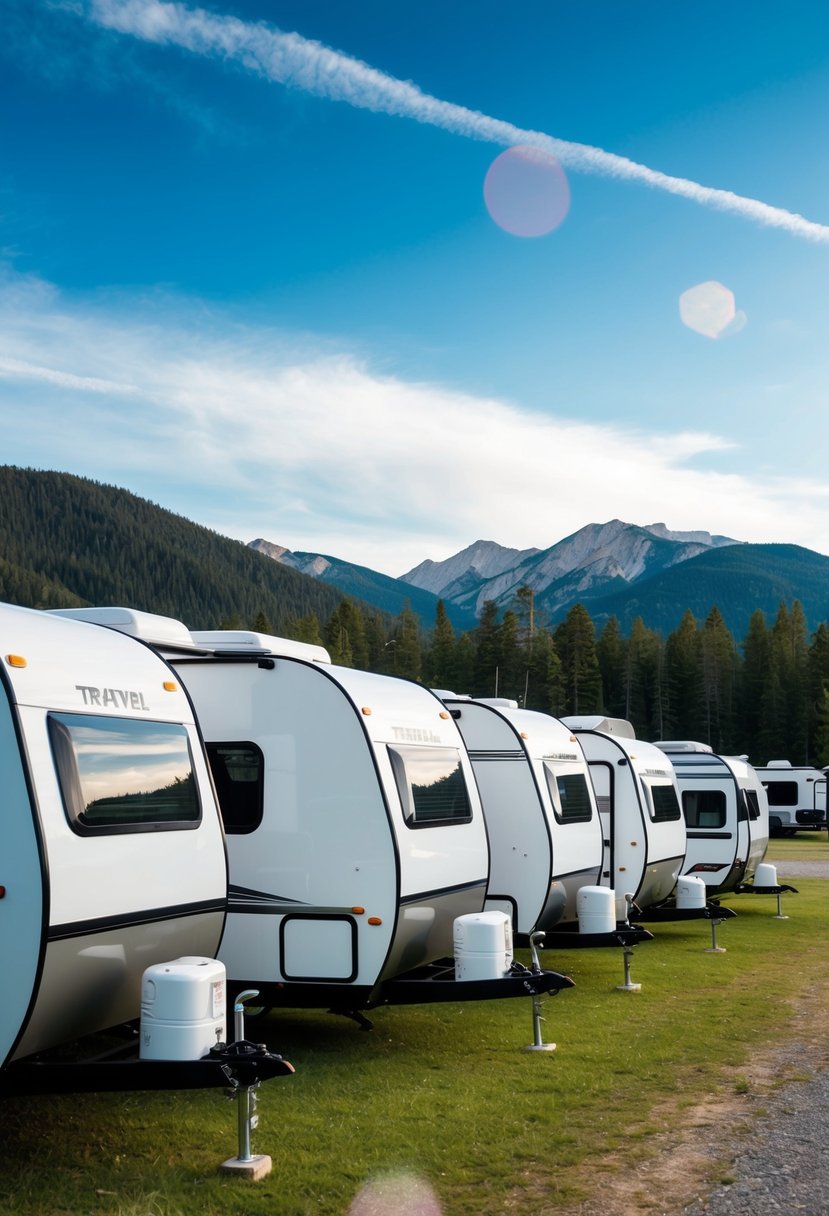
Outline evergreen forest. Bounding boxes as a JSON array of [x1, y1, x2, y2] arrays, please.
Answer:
[[2, 467, 828, 766]]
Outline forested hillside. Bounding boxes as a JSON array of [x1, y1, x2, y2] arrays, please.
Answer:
[[0, 467, 360, 631], [3, 466, 828, 767]]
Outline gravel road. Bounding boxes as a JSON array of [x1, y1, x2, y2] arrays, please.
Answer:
[[681, 857, 829, 1215]]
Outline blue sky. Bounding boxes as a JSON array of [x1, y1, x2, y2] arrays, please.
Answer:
[[3, 0, 829, 576]]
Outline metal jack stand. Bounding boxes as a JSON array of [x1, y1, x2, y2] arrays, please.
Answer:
[[220, 990, 273, 1181], [705, 916, 727, 953], [524, 931, 556, 1052], [616, 894, 641, 991], [773, 890, 789, 920]]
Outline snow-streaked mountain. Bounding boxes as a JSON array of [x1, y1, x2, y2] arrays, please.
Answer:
[[247, 539, 478, 630], [250, 521, 740, 631], [400, 520, 739, 619]]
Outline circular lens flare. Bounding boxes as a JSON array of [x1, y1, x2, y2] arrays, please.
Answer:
[[349, 1171, 443, 1216], [679, 280, 746, 340], [484, 145, 570, 237]]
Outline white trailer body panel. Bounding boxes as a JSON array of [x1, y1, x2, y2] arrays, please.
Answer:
[[562, 718, 685, 918], [169, 654, 489, 1005], [442, 699, 602, 934], [654, 744, 769, 894], [753, 762, 827, 834], [1, 604, 227, 1067]]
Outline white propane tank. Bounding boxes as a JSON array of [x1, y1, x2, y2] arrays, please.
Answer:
[[140, 957, 226, 1061], [453, 911, 513, 981], [676, 876, 707, 909], [577, 886, 616, 935], [754, 862, 779, 888]]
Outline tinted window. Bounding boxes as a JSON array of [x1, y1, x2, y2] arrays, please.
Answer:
[[765, 781, 798, 806], [49, 713, 200, 834], [544, 766, 593, 824], [682, 788, 726, 829], [645, 781, 682, 823], [206, 742, 264, 834], [388, 746, 473, 828], [744, 789, 761, 821]]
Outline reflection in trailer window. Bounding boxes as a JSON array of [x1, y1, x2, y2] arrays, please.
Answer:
[[543, 766, 593, 824], [682, 788, 726, 829], [644, 780, 682, 823], [388, 746, 473, 828], [49, 712, 200, 834], [206, 742, 264, 834]]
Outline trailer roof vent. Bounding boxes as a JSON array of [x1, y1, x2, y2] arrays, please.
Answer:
[[191, 630, 331, 664], [561, 715, 636, 740], [766, 759, 793, 768], [50, 607, 196, 649], [653, 740, 713, 754]]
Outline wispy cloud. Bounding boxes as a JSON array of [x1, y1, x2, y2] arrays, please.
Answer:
[[2, 269, 829, 574], [80, 0, 829, 244]]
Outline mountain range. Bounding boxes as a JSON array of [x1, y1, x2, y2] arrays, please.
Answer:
[[1, 465, 828, 643], [253, 521, 829, 639]]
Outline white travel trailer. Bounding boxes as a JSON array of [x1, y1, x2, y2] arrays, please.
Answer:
[[436, 696, 649, 948], [0, 603, 285, 1095], [561, 717, 688, 920], [653, 742, 769, 896], [753, 761, 827, 835], [58, 610, 572, 1017]]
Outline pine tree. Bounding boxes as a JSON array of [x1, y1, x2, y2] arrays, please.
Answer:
[[664, 610, 703, 740], [424, 600, 457, 690], [554, 604, 602, 716]]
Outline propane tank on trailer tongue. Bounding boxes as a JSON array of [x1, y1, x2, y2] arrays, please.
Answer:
[[140, 957, 226, 1060], [577, 886, 616, 935], [453, 911, 513, 980]]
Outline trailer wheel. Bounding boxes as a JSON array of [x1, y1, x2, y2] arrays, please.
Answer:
[[769, 815, 782, 835]]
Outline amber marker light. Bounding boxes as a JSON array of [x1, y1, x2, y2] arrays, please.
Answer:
[[367, 917, 383, 925], [361, 706, 373, 715], [163, 681, 178, 692], [439, 711, 450, 720], [520, 731, 529, 739], [5, 654, 26, 668], [352, 906, 365, 915]]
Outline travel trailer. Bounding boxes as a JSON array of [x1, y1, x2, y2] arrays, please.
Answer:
[[56, 610, 573, 1017], [436, 695, 650, 948], [753, 761, 827, 835], [560, 717, 688, 920], [0, 602, 291, 1096], [653, 742, 769, 896]]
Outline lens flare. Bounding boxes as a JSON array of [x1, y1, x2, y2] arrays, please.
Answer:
[[349, 1170, 443, 1216], [484, 145, 570, 237], [679, 280, 746, 340]]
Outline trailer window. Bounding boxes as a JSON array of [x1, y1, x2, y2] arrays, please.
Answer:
[[644, 780, 682, 823], [49, 713, 200, 834], [388, 746, 473, 828], [764, 781, 798, 806], [543, 766, 593, 824], [206, 742, 264, 834], [743, 790, 761, 821], [682, 789, 726, 829]]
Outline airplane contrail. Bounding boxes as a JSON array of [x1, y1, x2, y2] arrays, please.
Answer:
[[85, 0, 829, 244]]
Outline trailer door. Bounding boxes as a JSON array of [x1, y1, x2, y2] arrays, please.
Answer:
[[0, 685, 45, 1068]]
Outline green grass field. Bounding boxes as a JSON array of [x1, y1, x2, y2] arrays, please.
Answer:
[[2, 862, 827, 1216]]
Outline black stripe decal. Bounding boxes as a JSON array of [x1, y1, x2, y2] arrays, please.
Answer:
[[467, 751, 525, 762], [399, 878, 487, 905], [48, 898, 226, 942]]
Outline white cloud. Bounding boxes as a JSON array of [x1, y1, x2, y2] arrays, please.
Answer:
[[2, 270, 829, 576], [79, 0, 829, 244]]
